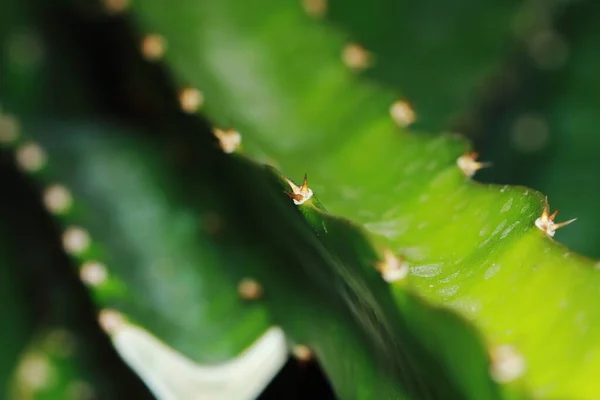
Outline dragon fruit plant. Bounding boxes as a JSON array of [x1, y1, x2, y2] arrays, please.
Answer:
[[2, 0, 600, 399]]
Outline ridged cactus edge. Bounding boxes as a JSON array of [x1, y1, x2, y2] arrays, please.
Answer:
[[124, 0, 600, 398], [2, 0, 600, 399]]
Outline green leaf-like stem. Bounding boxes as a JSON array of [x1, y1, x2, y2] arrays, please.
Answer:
[[128, 0, 600, 398]]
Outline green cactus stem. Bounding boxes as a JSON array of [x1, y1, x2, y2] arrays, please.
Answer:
[[124, 0, 600, 398], [3, 0, 600, 398]]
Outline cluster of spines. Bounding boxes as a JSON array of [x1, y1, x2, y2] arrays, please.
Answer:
[[297, 1, 577, 385]]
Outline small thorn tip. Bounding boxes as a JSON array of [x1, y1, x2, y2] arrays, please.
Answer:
[[376, 250, 409, 282], [98, 309, 125, 335], [302, 0, 327, 18], [489, 345, 526, 383], [342, 43, 372, 71], [0, 113, 19, 144], [293, 344, 313, 362], [80, 261, 108, 287], [141, 34, 167, 61], [43, 184, 73, 214], [554, 218, 577, 230], [179, 88, 204, 113], [285, 177, 300, 192], [299, 174, 310, 196], [16, 142, 46, 172], [286, 175, 313, 205], [457, 152, 491, 178], [213, 128, 242, 153], [62, 227, 91, 255], [535, 199, 575, 237], [102, 0, 129, 14], [238, 278, 263, 300], [390, 100, 416, 127]]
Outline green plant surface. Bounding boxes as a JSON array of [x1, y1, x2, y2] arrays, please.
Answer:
[[125, 0, 600, 398], [6, 114, 514, 399], [0, 0, 271, 360], [0, 2, 408, 397], [323, 0, 574, 132], [325, 0, 522, 132], [2, 4, 508, 397], [4, 0, 600, 398], [6, 120, 274, 364], [280, 182, 506, 400], [0, 117, 287, 398], [477, 0, 600, 260]]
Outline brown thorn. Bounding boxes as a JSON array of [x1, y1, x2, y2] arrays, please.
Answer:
[[553, 218, 577, 231], [300, 174, 310, 196], [541, 197, 550, 221], [285, 177, 300, 193], [288, 192, 304, 202]]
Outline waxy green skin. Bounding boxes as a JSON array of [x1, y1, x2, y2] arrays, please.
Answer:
[[1, 0, 600, 399], [127, 0, 600, 398], [5, 122, 273, 363], [6, 118, 507, 400]]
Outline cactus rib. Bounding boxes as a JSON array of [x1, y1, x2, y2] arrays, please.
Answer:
[[126, 0, 600, 398]]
